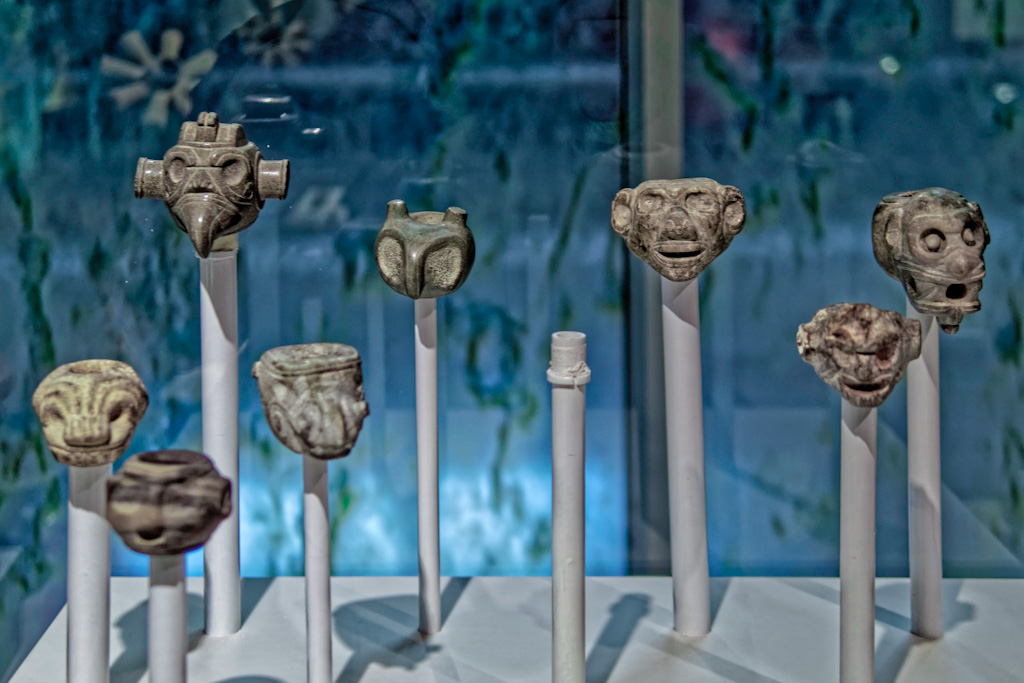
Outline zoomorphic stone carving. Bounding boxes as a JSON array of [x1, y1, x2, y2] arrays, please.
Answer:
[[611, 178, 746, 282], [32, 360, 149, 468], [252, 343, 369, 460], [374, 200, 475, 299], [872, 187, 989, 334], [106, 449, 231, 555], [135, 111, 289, 258], [797, 303, 922, 408]]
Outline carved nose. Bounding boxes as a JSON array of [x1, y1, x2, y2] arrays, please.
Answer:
[[65, 416, 111, 447], [661, 217, 696, 241], [946, 252, 973, 280]]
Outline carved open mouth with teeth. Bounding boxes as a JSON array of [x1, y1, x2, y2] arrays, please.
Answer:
[[842, 381, 886, 394], [655, 241, 704, 260]]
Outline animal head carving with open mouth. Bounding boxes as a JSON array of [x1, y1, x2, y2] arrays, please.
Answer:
[[611, 178, 745, 281], [797, 303, 921, 408]]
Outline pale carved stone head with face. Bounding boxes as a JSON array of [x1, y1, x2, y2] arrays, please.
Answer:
[[374, 200, 475, 299], [106, 449, 231, 556], [32, 360, 149, 468], [872, 187, 989, 334], [252, 343, 369, 460], [611, 178, 746, 282], [797, 303, 922, 408], [135, 111, 289, 258]]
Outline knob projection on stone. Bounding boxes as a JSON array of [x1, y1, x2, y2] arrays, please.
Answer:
[[872, 187, 990, 334], [374, 199, 475, 299], [32, 360, 149, 468], [797, 302, 922, 408], [134, 111, 290, 258], [106, 449, 231, 555], [252, 343, 370, 460]]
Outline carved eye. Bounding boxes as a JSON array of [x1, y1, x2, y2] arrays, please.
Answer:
[[42, 404, 64, 422], [641, 194, 664, 212], [221, 158, 246, 185], [921, 229, 944, 252], [686, 192, 716, 212], [167, 157, 187, 184], [962, 226, 977, 246]]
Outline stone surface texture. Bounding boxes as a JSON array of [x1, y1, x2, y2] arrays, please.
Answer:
[[610, 177, 746, 282], [252, 343, 369, 460], [32, 360, 148, 468], [134, 111, 289, 258], [374, 200, 475, 299], [797, 303, 922, 408], [106, 449, 231, 555], [872, 187, 989, 334]]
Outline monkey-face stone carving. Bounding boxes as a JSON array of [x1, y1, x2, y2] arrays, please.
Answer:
[[252, 343, 369, 460], [797, 303, 922, 408], [32, 360, 149, 468], [611, 178, 746, 282], [135, 111, 289, 258], [107, 450, 231, 555], [374, 200, 475, 299], [872, 187, 989, 334]]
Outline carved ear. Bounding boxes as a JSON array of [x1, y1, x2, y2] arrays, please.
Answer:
[[969, 202, 991, 247], [871, 198, 903, 277], [721, 185, 746, 235], [903, 317, 923, 361], [610, 188, 635, 236]]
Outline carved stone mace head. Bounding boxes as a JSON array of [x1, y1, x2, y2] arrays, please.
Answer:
[[252, 343, 369, 460], [32, 360, 148, 468], [872, 187, 989, 334], [374, 200, 475, 299], [797, 303, 922, 408], [611, 177, 746, 282], [135, 111, 289, 258], [106, 449, 231, 556]]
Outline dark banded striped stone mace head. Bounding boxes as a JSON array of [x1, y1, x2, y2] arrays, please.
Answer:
[[106, 450, 231, 555], [374, 200, 475, 299], [252, 343, 369, 460], [32, 360, 149, 468]]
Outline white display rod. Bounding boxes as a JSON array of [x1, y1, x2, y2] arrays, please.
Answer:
[[548, 332, 590, 683], [414, 298, 441, 635], [199, 251, 241, 637], [840, 401, 877, 683], [67, 465, 111, 683], [149, 554, 187, 683], [304, 456, 332, 683], [661, 277, 711, 636], [906, 301, 943, 640]]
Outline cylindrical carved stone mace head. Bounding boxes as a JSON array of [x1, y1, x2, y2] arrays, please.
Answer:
[[374, 200, 476, 299], [797, 302, 922, 408], [106, 450, 232, 555], [135, 111, 290, 258], [610, 177, 746, 282], [32, 360, 149, 468], [252, 343, 369, 460], [872, 187, 990, 334]]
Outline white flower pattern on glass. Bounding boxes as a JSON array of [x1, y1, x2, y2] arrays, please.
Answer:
[[100, 29, 217, 127]]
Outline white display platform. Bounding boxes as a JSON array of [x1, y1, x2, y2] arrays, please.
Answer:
[[10, 576, 1024, 683]]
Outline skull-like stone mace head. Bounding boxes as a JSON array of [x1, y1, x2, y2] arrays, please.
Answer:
[[872, 187, 989, 334]]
